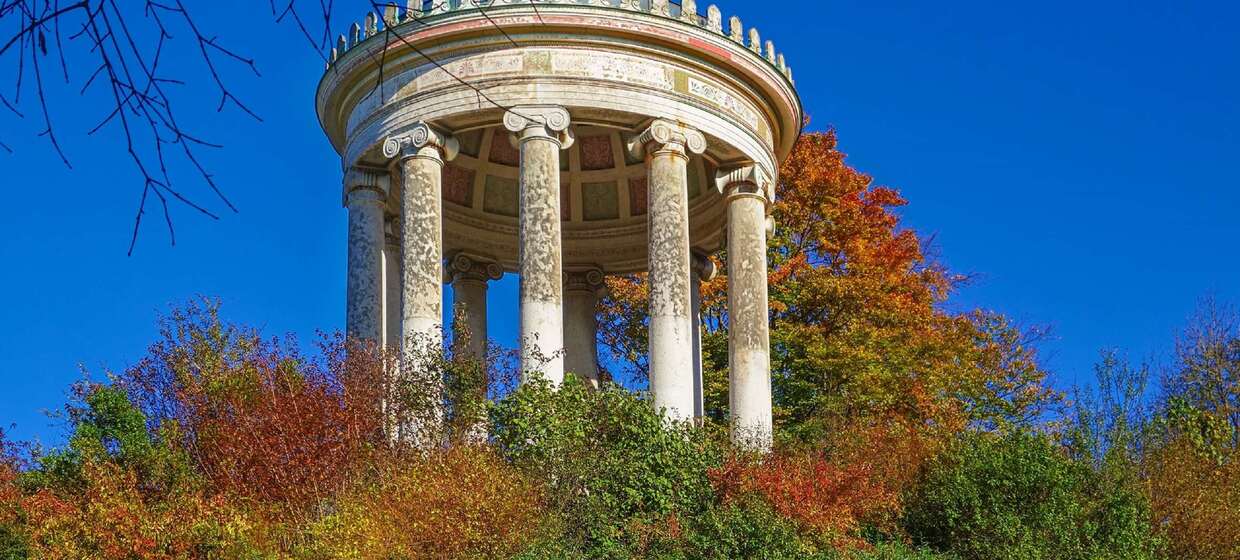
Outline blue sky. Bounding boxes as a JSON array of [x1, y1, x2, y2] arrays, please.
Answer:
[[1, 0, 1238, 445]]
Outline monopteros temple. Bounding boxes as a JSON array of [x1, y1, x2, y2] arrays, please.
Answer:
[[318, 0, 802, 450]]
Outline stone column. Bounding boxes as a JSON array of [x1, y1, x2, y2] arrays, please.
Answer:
[[384, 122, 458, 354], [447, 252, 503, 443], [563, 268, 606, 387], [627, 119, 707, 422], [382, 219, 402, 349], [503, 105, 574, 385], [690, 252, 718, 420], [344, 167, 390, 344], [447, 253, 503, 359], [383, 122, 458, 444], [717, 165, 774, 451]]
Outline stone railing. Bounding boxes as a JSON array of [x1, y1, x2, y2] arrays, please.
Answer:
[[326, 0, 793, 83]]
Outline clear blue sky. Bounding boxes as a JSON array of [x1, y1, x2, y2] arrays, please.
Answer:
[[2, 1, 1238, 445]]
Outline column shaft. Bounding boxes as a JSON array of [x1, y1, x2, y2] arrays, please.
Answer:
[[505, 106, 573, 385], [382, 223, 402, 349], [564, 269, 605, 387], [630, 119, 706, 422], [383, 122, 459, 446], [519, 136, 565, 383], [691, 276, 704, 418], [344, 178, 387, 344], [690, 253, 716, 420], [448, 253, 501, 444], [647, 148, 695, 421], [453, 278, 489, 358], [448, 253, 503, 360], [398, 150, 445, 353], [726, 186, 773, 451]]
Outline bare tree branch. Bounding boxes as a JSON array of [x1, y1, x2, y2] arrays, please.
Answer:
[[0, 0, 332, 254]]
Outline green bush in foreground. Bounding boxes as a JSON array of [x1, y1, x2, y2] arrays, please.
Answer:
[[491, 375, 725, 556], [903, 430, 1164, 560]]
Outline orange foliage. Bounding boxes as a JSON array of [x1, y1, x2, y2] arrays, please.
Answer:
[[711, 451, 897, 548], [0, 434, 19, 530], [183, 350, 382, 510], [120, 304, 387, 513], [600, 130, 1055, 445], [1146, 439, 1240, 560], [708, 422, 933, 546], [21, 461, 238, 560], [316, 446, 548, 559]]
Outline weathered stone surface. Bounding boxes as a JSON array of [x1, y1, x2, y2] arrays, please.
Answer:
[[383, 220, 403, 349], [707, 5, 723, 33], [632, 119, 707, 423], [398, 152, 445, 339], [448, 253, 503, 360], [721, 165, 774, 451], [345, 180, 387, 343], [505, 105, 573, 384], [385, 122, 460, 447], [563, 268, 606, 387]]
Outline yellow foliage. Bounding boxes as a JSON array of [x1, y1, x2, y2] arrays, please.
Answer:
[[308, 446, 548, 560], [1146, 439, 1240, 560]]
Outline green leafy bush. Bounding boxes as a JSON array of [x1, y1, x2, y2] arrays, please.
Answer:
[[491, 375, 724, 555], [903, 430, 1163, 560]]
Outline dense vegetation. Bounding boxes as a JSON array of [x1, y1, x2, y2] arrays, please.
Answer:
[[1, 132, 1236, 559]]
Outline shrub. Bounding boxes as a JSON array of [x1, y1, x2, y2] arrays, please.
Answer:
[[491, 375, 723, 554], [843, 543, 958, 560], [308, 446, 548, 560], [0, 431, 27, 560], [903, 430, 1163, 560], [118, 301, 387, 512], [710, 451, 899, 547], [676, 500, 814, 560], [19, 386, 259, 559]]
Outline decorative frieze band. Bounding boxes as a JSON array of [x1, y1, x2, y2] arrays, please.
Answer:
[[383, 121, 460, 162], [626, 119, 708, 159], [327, 2, 794, 84]]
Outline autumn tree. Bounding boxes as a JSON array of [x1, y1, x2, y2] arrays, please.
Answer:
[[1142, 299, 1240, 560], [17, 384, 258, 559], [0, 429, 27, 559], [114, 301, 391, 516], [599, 130, 1057, 451]]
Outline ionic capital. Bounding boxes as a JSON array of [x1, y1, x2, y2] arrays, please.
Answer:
[[342, 165, 391, 207], [564, 267, 607, 297], [503, 105, 575, 149], [626, 119, 707, 160], [445, 252, 504, 285], [715, 164, 774, 206], [383, 121, 459, 162], [691, 251, 718, 282]]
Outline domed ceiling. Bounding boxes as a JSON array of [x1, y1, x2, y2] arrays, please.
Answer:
[[437, 124, 713, 224]]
